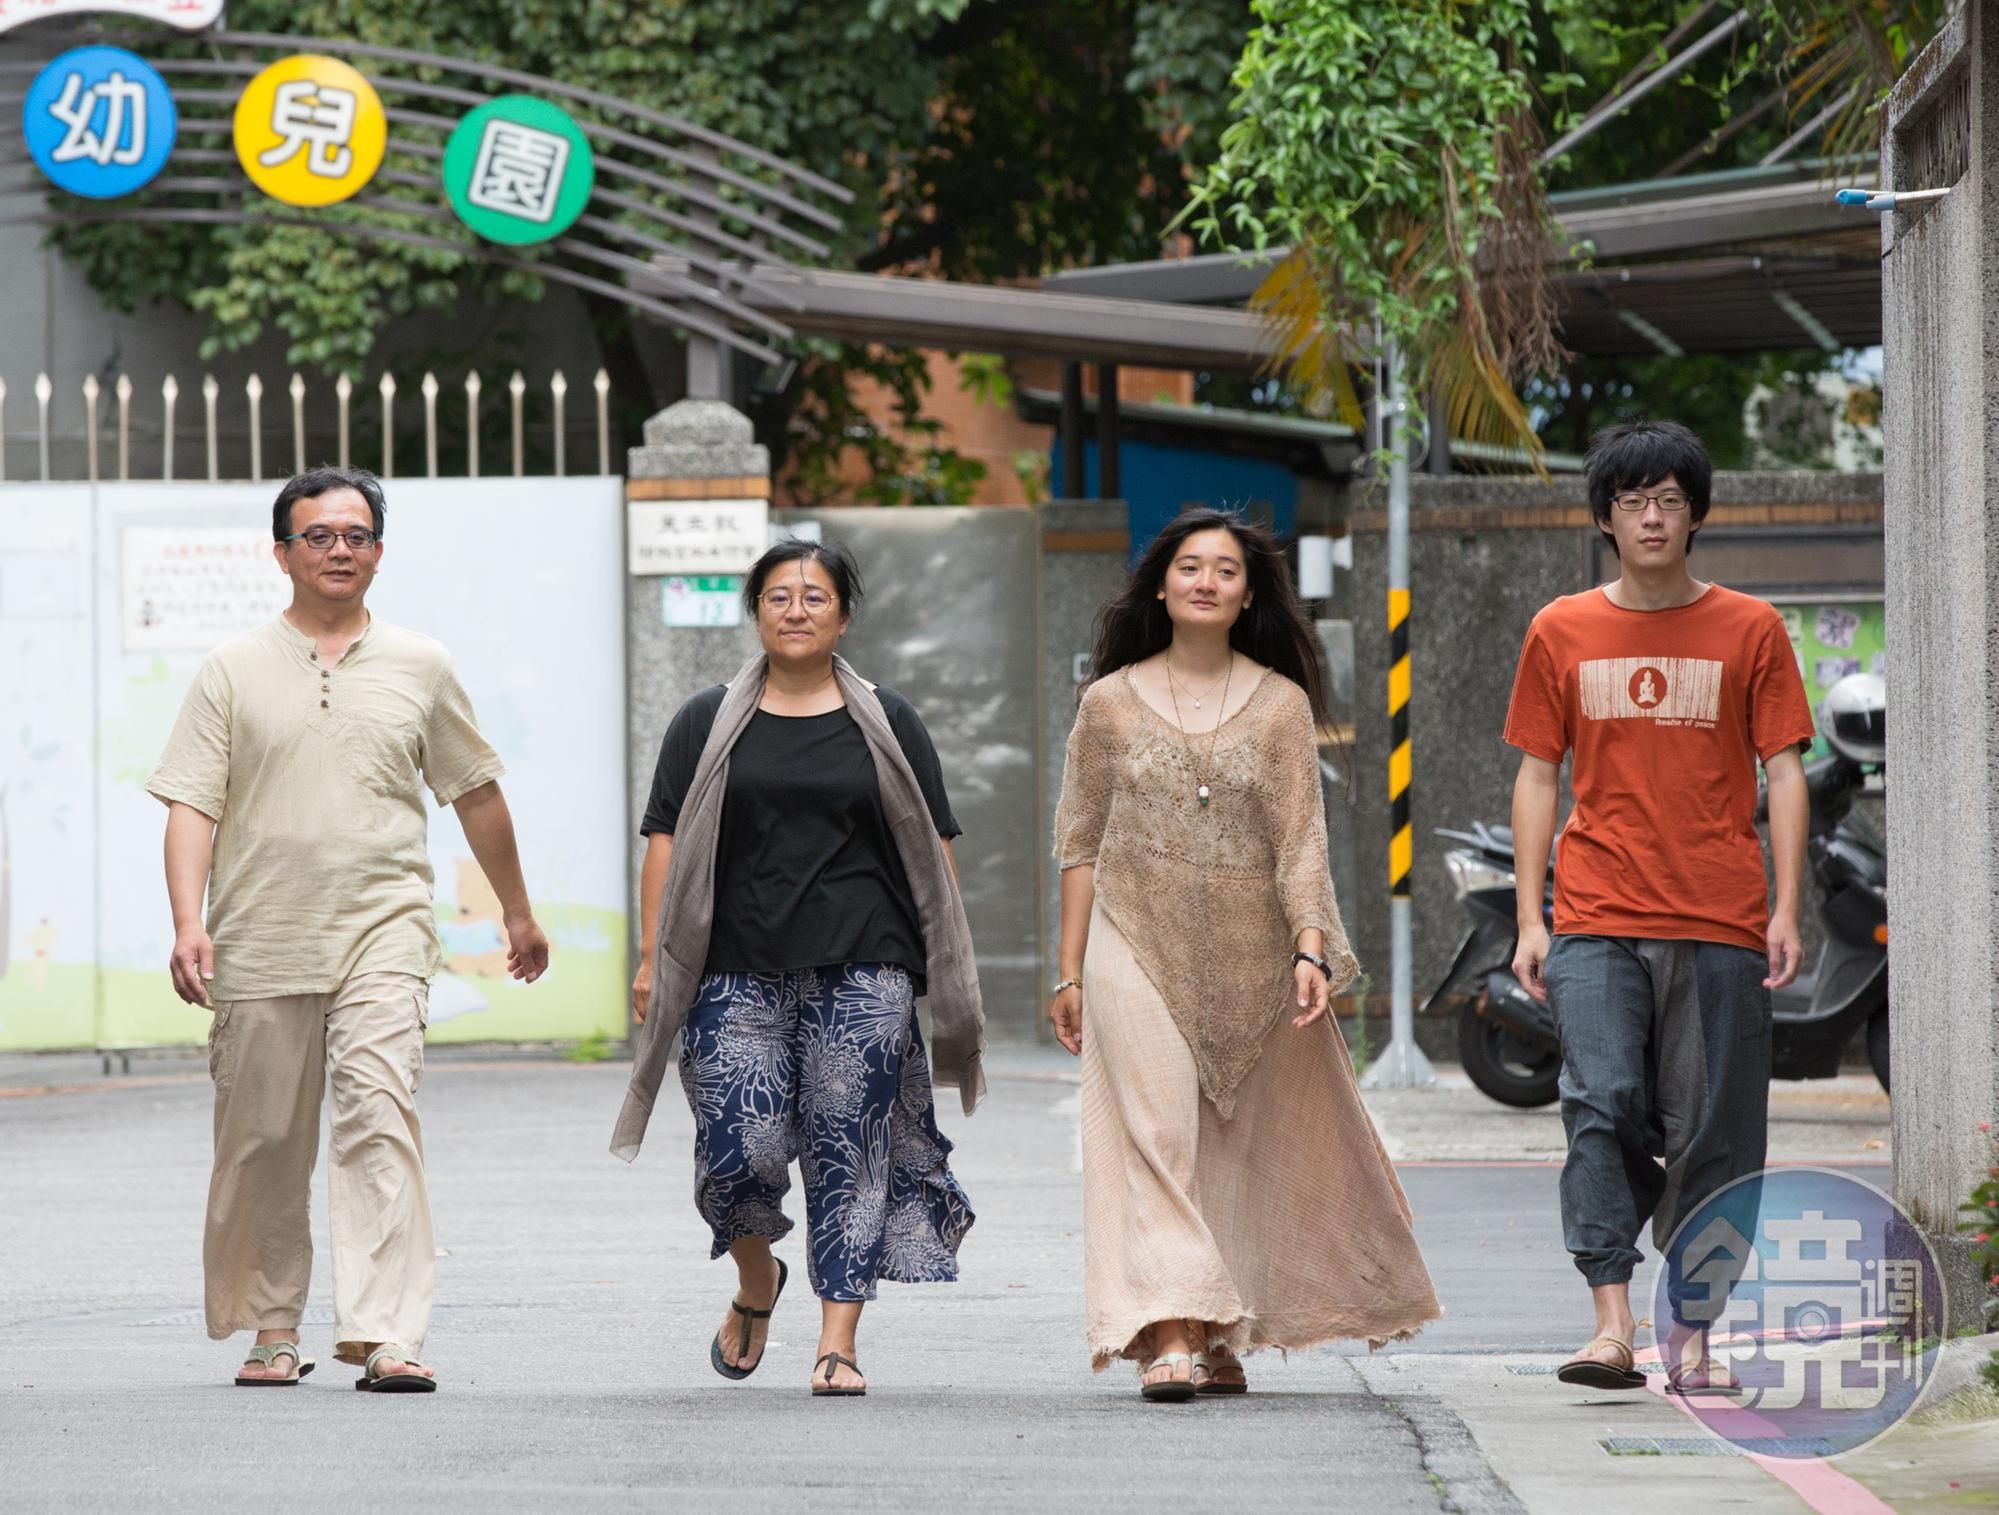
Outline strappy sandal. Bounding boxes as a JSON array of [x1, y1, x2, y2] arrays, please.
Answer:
[[1139, 1352, 1197, 1403], [711, 1258, 788, 1381], [354, 1344, 437, 1393], [1555, 1335, 1645, 1391], [1192, 1346, 1248, 1396], [812, 1351, 866, 1397], [1664, 1359, 1742, 1396], [233, 1340, 315, 1387]]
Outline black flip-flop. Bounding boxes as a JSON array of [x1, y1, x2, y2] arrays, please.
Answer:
[[1555, 1336, 1645, 1390], [711, 1258, 788, 1381], [234, 1341, 315, 1387], [354, 1345, 438, 1393], [812, 1350, 866, 1397]]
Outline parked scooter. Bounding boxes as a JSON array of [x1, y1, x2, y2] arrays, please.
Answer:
[[1422, 672, 1889, 1107]]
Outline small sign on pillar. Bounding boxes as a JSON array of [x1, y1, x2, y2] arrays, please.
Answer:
[[627, 498, 769, 576]]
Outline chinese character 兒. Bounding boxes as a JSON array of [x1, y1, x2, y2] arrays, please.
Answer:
[[260, 79, 357, 179], [49, 69, 147, 167], [467, 120, 571, 224]]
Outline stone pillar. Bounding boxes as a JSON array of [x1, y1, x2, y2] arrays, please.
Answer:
[[1881, 7, 1997, 1332], [623, 400, 768, 1008]]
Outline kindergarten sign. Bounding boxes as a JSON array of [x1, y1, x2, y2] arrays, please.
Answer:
[[444, 94, 595, 245], [0, 0, 223, 35], [22, 45, 176, 198], [232, 53, 385, 208]]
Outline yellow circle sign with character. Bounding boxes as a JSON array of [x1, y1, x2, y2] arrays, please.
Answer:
[[233, 54, 386, 207]]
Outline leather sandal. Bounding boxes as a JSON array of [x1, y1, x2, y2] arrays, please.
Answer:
[[234, 1340, 315, 1387], [1139, 1352, 1197, 1403], [712, 1258, 788, 1380], [1555, 1334, 1645, 1390], [354, 1344, 437, 1393], [812, 1351, 866, 1397], [1192, 1345, 1248, 1396]]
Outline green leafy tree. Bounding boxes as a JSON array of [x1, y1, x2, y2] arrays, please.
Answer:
[[1182, 0, 1949, 468]]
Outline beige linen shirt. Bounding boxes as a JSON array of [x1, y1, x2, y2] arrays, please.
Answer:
[[147, 614, 504, 1001]]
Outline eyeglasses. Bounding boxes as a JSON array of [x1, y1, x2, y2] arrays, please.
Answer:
[[284, 526, 381, 551], [758, 588, 835, 615], [1611, 491, 1690, 513]]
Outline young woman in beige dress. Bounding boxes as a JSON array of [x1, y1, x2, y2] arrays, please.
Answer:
[[1050, 507, 1442, 1400]]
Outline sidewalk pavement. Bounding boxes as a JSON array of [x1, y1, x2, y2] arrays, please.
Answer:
[[0, 1040, 1983, 1513]]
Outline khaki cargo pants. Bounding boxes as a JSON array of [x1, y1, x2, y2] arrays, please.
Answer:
[[204, 971, 433, 1365]]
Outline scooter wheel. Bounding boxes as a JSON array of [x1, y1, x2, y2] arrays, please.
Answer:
[[1457, 1000, 1561, 1108], [1867, 1009, 1890, 1094]]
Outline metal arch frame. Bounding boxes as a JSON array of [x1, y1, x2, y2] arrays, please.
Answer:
[[4, 200, 791, 366], [0, 61, 838, 256], [0, 26, 853, 202], [0, 155, 797, 346], [0, 24, 854, 365]]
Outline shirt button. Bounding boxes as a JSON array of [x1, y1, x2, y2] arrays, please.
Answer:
[[321, 699, 329, 709]]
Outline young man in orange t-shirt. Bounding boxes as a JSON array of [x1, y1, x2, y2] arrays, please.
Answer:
[[1503, 421, 1814, 1394]]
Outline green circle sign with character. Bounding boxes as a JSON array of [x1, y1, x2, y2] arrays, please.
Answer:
[[444, 94, 595, 244]]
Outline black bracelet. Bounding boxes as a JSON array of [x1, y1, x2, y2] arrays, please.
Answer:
[[1291, 949, 1332, 981]]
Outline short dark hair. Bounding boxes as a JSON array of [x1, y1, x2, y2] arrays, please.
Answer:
[[272, 466, 387, 542], [743, 536, 864, 618], [1585, 421, 1712, 556]]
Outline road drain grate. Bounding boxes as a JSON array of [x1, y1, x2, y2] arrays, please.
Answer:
[[1602, 1436, 1837, 1457]]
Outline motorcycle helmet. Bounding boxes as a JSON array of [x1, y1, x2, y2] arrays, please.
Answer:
[[1819, 671, 1885, 764]]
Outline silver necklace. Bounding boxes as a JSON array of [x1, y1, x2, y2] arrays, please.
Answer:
[[1165, 655, 1231, 809], [1167, 662, 1228, 710]]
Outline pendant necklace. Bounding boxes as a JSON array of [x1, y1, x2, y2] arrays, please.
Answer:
[[1165, 653, 1232, 809], [1167, 663, 1228, 710]]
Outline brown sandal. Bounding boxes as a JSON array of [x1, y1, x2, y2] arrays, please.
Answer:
[[1555, 1334, 1645, 1390], [812, 1351, 866, 1397]]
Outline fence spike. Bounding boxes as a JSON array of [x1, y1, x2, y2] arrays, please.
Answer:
[[509, 370, 526, 478], [335, 374, 352, 469], [465, 371, 482, 479], [594, 368, 611, 475], [289, 373, 306, 475], [422, 371, 439, 478], [379, 371, 397, 479], [550, 369, 568, 477], [245, 373, 264, 482], [116, 373, 132, 481], [82, 374, 100, 483], [35, 371, 52, 483], [202, 373, 220, 482], [162, 374, 178, 480]]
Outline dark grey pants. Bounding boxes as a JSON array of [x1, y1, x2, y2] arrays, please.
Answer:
[[1543, 934, 1770, 1313]]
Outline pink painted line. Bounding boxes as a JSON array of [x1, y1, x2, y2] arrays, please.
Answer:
[[1633, 1341, 1899, 1515]]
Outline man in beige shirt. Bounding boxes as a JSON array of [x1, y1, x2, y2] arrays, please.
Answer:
[[148, 465, 550, 1393]]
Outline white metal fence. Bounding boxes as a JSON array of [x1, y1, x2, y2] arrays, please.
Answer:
[[0, 367, 617, 483]]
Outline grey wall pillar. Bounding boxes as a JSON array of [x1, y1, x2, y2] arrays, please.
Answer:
[[1881, 8, 1998, 1332], [1038, 502, 1132, 1025], [624, 401, 768, 988]]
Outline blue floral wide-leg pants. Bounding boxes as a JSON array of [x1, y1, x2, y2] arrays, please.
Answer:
[[677, 962, 975, 1301]]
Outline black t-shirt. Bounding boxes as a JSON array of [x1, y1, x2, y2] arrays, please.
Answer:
[[640, 684, 961, 984]]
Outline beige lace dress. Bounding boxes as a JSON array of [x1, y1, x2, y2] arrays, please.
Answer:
[[1054, 665, 1442, 1368]]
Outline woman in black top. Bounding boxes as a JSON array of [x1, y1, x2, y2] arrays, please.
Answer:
[[633, 539, 973, 1396]]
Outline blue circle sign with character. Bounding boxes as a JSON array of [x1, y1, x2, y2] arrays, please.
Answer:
[[23, 46, 177, 199]]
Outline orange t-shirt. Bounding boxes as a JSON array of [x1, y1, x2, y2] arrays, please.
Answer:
[[1503, 584, 1816, 951]]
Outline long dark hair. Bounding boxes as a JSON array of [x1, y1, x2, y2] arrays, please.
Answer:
[[1085, 508, 1331, 721]]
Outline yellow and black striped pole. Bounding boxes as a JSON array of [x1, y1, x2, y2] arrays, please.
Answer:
[[1363, 345, 1436, 1090]]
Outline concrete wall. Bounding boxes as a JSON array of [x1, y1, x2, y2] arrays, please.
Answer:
[[1881, 6, 1998, 1331]]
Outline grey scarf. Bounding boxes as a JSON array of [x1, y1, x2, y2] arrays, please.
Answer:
[[611, 653, 986, 1162]]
